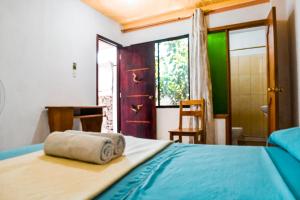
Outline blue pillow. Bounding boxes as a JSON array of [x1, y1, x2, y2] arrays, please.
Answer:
[[268, 127, 300, 161]]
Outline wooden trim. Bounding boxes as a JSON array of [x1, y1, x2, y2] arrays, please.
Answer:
[[96, 35, 99, 105], [97, 34, 122, 47], [214, 114, 229, 119], [230, 45, 266, 51], [127, 68, 150, 72], [122, 16, 191, 33], [122, 0, 270, 33], [208, 19, 268, 33], [226, 30, 232, 145], [225, 115, 231, 145], [117, 48, 121, 132]]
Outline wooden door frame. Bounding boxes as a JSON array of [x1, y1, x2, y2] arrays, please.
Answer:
[[96, 34, 123, 132], [208, 19, 269, 145]]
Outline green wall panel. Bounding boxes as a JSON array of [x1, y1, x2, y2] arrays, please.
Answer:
[[207, 31, 228, 114]]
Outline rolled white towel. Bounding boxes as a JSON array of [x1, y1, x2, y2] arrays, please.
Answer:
[[65, 130, 126, 158], [98, 133, 125, 158], [44, 132, 114, 164]]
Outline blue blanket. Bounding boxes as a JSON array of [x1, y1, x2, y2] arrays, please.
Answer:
[[0, 144, 297, 200], [267, 147, 300, 199], [99, 144, 295, 200]]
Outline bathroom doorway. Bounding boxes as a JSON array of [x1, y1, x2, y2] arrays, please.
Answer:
[[229, 27, 268, 145], [97, 35, 120, 133]]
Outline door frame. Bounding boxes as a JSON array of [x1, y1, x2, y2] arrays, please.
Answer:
[[208, 18, 276, 145], [96, 34, 123, 132]]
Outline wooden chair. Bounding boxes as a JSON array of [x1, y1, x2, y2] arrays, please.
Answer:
[[169, 99, 206, 144]]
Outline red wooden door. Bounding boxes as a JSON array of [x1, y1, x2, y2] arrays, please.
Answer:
[[120, 43, 156, 139]]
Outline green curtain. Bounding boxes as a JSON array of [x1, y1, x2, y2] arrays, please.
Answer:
[[207, 31, 228, 115]]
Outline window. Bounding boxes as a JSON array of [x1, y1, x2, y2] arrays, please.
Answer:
[[155, 36, 190, 107]]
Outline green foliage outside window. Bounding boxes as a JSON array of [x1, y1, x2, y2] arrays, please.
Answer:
[[155, 37, 189, 106]]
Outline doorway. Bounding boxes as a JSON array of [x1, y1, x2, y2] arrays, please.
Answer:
[[207, 8, 278, 146], [97, 36, 119, 133], [229, 27, 268, 145]]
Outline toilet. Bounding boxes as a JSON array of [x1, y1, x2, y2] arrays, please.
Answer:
[[232, 127, 243, 145]]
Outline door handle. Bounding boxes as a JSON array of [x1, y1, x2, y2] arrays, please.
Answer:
[[131, 104, 143, 113], [148, 95, 153, 100], [268, 87, 283, 93], [274, 87, 283, 93], [132, 72, 142, 83]]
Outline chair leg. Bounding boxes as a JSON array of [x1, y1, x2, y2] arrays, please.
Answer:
[[201, 133, 206, 144], [170, 132, 174, 141], [194, 135, 198, 144], [179, 134, 182, 143]]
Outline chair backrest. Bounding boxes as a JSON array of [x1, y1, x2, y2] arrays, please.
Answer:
[[179, 99, 205, 130]]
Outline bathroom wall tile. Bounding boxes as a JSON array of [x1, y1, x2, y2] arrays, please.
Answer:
[[239, 95, 251, 136], [231, 76, 239, 96], [231, 53, 268, 139], [258, 75, 265, 94], [251, 75, 265, 95], [262, 54, 267, 74], [230, 57, 239, 75], [263, 95, 267, 104], [239, 56, 251, 75], [250, 55, 260, 75], [239, 75, 251, 95], [263, 78, 268, 95]]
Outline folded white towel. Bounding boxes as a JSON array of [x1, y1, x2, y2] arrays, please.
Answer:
[[97, 133, 125, 158], [44, 132, 114, 164], [65, 130, 126, 158]]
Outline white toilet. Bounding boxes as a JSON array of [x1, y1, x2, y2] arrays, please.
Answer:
[[232, 127, 243, 145]]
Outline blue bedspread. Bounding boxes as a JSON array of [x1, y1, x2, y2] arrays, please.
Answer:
[[267, 147, 300, 199], [0, 143, 298, 200], [0, 143, 43, 160], [99, 144, 295, 200]]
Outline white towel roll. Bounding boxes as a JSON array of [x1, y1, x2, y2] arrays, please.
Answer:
[[44, 132, 114, 164], [65, 130, 126, 158], [98, 133, 125, 158]]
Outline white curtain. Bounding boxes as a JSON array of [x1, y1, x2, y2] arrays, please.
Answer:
[[190, 8, 215, 144]]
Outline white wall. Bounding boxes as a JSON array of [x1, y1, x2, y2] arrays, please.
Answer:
[[122, 19, 192, 46], [0, 0, 123, 150], [207, 3, 270, 27]]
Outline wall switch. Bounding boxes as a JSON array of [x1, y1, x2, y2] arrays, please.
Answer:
[[72, 62, 77, 78]]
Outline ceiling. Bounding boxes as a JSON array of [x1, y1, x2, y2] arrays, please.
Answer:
[[82, 0, 269, 32]]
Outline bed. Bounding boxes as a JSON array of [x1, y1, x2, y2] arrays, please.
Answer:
[[0, 134, 300, 200]]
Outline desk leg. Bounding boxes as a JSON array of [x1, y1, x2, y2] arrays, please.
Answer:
[[47, 108, 74, 132], [80, 116, 103, 132]]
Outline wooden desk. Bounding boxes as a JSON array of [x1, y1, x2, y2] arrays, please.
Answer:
[[45, 106, 105, 132]]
